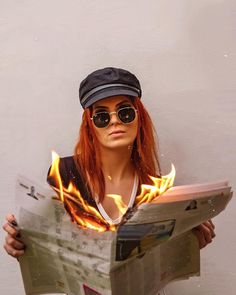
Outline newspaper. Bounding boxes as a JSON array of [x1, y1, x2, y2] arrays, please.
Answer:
[[15, 176, 233, 295]]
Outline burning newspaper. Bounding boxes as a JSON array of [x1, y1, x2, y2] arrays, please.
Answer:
[[15, 176, 232, 295]]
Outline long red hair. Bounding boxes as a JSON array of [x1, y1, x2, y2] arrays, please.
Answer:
[[74, 97, 161, 201]]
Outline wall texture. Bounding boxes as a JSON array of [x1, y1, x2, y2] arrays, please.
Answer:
[[1, 1, 235, 294]]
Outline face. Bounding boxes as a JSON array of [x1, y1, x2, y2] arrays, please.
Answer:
[[91, 96, 138, 150]]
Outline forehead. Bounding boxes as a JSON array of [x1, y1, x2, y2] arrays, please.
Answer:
[[92, 95, 133, 109]]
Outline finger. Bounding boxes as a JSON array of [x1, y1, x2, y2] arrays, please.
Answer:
[[2, 223, 19, 238], [203, 221, 216, 238], [208, 219, 215, 229], [5, 235, 25, 250], [196, 221, 216, 239], [192, 228, 207, 249], [4, 243, 25, 258], [5, 214, 19, 232], [200, 224, 213, 244], [6, 214, 17, 224]]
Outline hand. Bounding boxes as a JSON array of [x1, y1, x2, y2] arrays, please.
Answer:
[[2, 214, 25, 258], [192, 219, 216, 249]]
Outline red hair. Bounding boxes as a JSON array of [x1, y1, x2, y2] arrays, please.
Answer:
[[74, 97, 161, 202]]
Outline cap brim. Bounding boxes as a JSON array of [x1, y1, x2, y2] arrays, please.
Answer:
[[83, 88, 139, 108]]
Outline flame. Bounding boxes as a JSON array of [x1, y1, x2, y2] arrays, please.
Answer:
[[49, 151, 175, 232], [49, 151, 116, 232], [50, 151, 65, 202], [135, 164, 176, 206], [106, 194, 128, 215]]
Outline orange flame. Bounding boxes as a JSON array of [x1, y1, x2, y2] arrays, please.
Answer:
[[49, 152, 175, 232], [106, 194, 128, 216], [50, 151, 65, 202], [49, 151, 116, 232], [135, 164, 176, 206]]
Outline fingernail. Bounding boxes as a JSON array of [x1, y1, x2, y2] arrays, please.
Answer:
[[11, 220, 18, 227], [16, 232, 21, 238]]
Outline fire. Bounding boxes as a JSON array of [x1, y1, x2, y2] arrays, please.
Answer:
[[135, 164, 176, 206], [49, 151, 116, 232], [50, 151, 65, 202], [49, 152, 175, 232], [106, 194, 128, 215]]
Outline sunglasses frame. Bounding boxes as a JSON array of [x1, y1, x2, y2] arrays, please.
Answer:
[[91, 106, 138, 128]]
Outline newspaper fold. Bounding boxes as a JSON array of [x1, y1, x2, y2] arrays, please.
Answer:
[[15, 176, 232, 295]]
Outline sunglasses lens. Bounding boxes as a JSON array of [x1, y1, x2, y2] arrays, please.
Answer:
[[93, 112, 110, 128], [92, 107, 136, 128], [118, 107, 136, 123]]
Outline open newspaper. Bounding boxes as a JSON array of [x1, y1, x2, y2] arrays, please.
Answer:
[[15, 176, 233, 295]]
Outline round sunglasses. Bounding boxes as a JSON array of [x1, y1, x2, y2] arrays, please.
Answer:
[[91, 107, 137, 128]]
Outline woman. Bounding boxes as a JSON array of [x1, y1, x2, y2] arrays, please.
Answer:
[[3, 67, 215, 259]]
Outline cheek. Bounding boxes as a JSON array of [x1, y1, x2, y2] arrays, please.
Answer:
[[93, 128, 106, 144], [93, 128, 101, 139]]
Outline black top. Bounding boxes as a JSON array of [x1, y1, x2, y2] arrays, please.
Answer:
[[47, 156, 98, 209]]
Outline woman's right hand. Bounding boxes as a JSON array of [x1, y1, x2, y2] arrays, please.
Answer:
[[2, 214, 25, 258]]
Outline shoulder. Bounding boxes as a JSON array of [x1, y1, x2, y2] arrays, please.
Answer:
[[47, 155, 81, 186], [47, 155, 98, 208], [59, 156, 78, 172]]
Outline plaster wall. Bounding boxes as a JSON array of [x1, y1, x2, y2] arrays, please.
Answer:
[[0, 1, 235, 294]]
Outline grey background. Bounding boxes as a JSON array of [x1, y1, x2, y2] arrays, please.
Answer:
[[0, 0, 235, 294]]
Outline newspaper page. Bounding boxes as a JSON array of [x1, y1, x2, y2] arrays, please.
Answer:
[[15, 176, 232, 295]]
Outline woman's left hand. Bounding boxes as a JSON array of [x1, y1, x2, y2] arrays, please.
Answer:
[[192, 219, 216, 249]]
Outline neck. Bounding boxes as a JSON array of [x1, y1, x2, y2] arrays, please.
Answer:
[[100, 146, 134, 183]]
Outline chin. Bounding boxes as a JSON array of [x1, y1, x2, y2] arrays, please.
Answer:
[[104, 139, 134, 150]]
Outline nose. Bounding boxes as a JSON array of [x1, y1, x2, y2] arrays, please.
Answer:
[[109, 111, 120, 125]]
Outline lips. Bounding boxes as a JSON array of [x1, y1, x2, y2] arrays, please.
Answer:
[[109, 130, 125, 136]]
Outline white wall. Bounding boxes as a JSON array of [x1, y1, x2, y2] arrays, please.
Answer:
[[1, 0, 235, 294]]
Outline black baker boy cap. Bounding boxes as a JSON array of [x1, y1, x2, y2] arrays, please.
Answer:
[[79, 67, 142, 109]]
